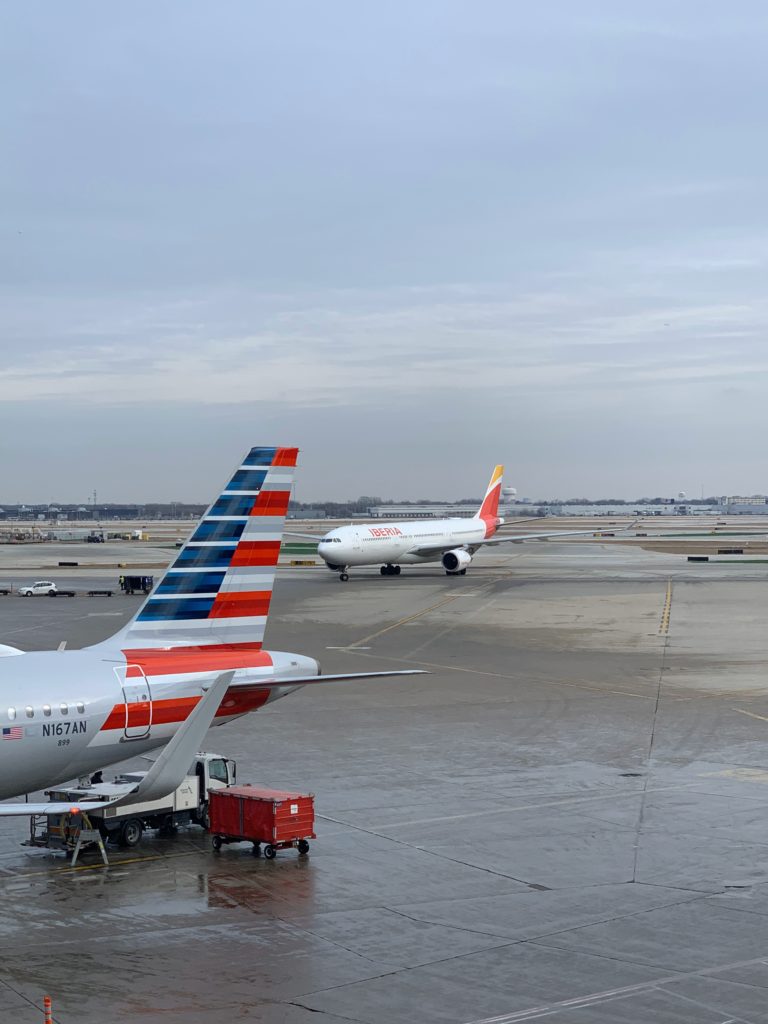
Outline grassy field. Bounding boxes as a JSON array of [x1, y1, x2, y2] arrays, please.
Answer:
[[281, 541, 318, 555]]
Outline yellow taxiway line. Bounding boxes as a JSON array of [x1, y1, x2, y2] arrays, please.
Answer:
[[659, 579, 673, 635]]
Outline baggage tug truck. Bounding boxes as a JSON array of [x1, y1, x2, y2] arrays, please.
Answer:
[[29, 752, 235, 851]]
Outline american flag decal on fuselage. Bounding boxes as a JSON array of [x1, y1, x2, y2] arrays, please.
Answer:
[[2, 727, 23, 741], [117, 446, 299, 652]]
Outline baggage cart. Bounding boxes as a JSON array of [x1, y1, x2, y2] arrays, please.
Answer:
[[209, 785, 315, 859]]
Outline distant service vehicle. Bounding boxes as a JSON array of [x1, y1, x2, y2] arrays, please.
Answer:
[[291, 465, 618, 581], [18, 580, 58, 597], [118, 575, 154, 595]]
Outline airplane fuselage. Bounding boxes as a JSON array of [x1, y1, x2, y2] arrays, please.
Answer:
[[0, 647, 316, 799], [318, 515, 497, 568]]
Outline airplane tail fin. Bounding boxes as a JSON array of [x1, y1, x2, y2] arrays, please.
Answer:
[[95, 446, 298, 652], [477, 465, 504, 534]]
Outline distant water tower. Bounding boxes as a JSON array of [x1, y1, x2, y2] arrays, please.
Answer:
[[502, 486, 517, 499]]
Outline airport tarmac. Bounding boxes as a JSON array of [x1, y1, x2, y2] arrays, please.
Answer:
[[3, 544, 768, 1021]]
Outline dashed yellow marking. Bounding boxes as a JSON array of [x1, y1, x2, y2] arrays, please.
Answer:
[[700, 764, 768, 782], [659, 579, 673, 635]]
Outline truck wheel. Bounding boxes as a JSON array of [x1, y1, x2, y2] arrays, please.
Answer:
[[264, 844, 277, 859], [200, 801, 210, 829], [119, 818, 143, 847], [212, 835, 222, 852], [297, 840, 310, 855]]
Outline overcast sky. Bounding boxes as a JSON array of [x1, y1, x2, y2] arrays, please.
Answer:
[[2, 2, 768, 502]]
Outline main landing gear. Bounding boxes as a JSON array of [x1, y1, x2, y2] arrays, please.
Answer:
[[339, 571, 349, 582], [380, 564, 401, 576]]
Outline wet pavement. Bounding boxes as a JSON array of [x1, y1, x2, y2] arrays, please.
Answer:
[[2, 546, 768, 1021]]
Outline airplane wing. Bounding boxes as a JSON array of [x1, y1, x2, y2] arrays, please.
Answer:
[[407, 525, 630, 558], [476, 525, 629, 545], [0, 671, 235, 817], [0, 799, 118, 816]]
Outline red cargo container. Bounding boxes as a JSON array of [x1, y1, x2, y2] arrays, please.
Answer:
[[209, 785, 315, 859]]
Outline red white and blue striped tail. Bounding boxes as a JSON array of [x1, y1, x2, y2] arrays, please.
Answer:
[[105, 446, 298, 651]]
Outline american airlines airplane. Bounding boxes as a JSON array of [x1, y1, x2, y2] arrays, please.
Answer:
[[0, 446, 419, 816], [303, 465, 615, 580]]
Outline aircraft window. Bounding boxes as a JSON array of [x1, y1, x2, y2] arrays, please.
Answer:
[[25, 706, 34, 719], [76, 702, 85, 714], [7, 708, 15, 720], [60, 703, 69, 716], [43, 705, 51, 717]]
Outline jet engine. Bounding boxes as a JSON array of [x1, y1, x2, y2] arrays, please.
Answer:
[[441, 548, 472, 573]]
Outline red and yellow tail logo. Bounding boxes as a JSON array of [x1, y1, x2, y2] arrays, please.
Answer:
[[478, 465, 504, 536]]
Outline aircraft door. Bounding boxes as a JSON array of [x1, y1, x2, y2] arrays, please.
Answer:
[[114, 665, 152, 740]]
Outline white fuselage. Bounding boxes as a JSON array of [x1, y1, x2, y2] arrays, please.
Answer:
[[318, 516, 494, 568], [0, 647, 317, 800]]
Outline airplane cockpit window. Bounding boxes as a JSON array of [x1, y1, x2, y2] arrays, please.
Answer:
[[25, 707, 34, 719], [43, 705, 51, 717], [7, 708, 15, 720], [60, 703, 69, 716]]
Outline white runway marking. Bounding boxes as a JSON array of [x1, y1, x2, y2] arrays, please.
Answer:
[[464, 966, 756, 1023]]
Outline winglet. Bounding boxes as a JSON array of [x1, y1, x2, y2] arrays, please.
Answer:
[[115, 670, 234, 805]]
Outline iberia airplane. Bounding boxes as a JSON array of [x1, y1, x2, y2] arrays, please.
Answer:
[[305, 466, 620, 581], [0, 446, 420, 814]]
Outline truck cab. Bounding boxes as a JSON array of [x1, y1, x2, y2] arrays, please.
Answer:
[[194, 753, 236, 825]]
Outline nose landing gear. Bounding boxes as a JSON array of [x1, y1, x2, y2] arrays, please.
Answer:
[[339, 570, 349, 582], [380, 564, 401, 576]]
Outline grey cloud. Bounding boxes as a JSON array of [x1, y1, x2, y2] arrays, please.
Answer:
[[2, 1, 768, 500]]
